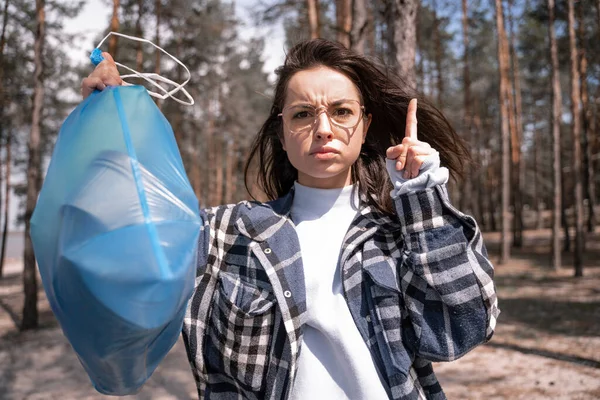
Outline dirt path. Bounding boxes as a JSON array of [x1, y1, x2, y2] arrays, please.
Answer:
[[1, 229, 599, 399]]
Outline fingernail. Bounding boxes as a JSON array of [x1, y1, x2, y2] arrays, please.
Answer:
[[396, 161, 402, 170]]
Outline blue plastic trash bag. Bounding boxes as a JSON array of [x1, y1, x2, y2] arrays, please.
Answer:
[[30, 85, 201, 395]]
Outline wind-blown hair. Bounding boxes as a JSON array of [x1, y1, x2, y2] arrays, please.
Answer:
[[244, 39, 469, 216]]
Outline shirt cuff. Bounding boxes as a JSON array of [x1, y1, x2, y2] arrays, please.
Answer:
[[385, 152, 450, 198]]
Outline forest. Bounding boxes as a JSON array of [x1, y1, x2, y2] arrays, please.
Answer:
[[0, 0, 598, 335]]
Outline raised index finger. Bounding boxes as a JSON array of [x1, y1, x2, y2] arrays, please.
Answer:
[[405, 98, 418, 140]]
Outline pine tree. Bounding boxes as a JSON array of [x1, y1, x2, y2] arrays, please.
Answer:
[[22, 0, 46, 331], [567, 0, 584, 276], [495, 0, 511, 264]]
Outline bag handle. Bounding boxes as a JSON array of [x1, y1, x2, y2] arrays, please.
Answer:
[[91, 32, 194, 106]]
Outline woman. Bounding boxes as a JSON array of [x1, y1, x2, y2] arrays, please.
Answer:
[[82, 39, 498, 400]]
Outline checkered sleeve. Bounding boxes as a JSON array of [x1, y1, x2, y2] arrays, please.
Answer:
[[394, 184, 499, 362]]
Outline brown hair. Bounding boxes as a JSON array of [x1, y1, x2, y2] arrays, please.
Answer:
[[244, 39, 469, 216]]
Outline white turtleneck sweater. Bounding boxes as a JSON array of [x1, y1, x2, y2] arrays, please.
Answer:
[[289, 182, 389, 400], [289, 154, 449, 399]]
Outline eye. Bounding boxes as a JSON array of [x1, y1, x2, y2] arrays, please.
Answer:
[[293, 110, 312, 119], [333, 108, 353, 118]]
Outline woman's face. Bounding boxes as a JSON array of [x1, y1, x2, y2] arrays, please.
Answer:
[[280, 66, 371, 189]]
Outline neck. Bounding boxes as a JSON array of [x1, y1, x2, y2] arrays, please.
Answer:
[[292, 181, 358, 219]]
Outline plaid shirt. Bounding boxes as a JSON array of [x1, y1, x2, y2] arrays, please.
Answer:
[[182, 184, 499, 399]]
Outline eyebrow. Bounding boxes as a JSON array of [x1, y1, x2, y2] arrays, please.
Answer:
[[287, 98, 360, 108]]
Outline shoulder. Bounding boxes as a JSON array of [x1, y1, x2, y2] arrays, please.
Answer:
[[201, 199, 281, 231]]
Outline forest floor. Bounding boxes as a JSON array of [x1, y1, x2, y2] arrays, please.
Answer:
[[0, 229, 599, 399]]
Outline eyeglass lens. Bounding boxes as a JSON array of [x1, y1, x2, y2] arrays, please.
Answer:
[[281, 100, 363, 133]]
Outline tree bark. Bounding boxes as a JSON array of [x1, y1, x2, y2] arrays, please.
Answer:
[[461, 0, 473, 218], [474, 115, 487, 228], [548, 0, 563, 270], [0, 0, 8, 56], [387, 0, 418, 89], [532, 117, 543, 230], [336, 0, 352, 47], [366, 1, 375, 55], [307, 0, 320, 39], [206, 119, 216, 206], [191, 129, 202, 206], [154, 0, 162, 109], [109, 0, 119, 57], [508, 0, 523, 247], [135, 0, 144, 71], [495, 0, 511, 264], [577, 1, 596, 233], [0, 132, 11, 277], [215, 136, 224, 205], [0, 0, 9, 279], [350, 0, 368, 54], [597, 0, 600, 35], [22, 0, 45, 331], [224, 138, 236, 204], [432, 0, 443, 108], [561, 167, 571, 252], [488, 151, 499, 233], [567, 0, 584, 276], [172, 36, 183, 149]]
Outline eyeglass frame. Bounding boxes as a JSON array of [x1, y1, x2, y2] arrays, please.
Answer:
[[277, 99, 367, 134]]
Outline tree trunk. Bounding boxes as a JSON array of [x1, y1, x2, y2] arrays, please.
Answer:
[[172, 36, 184, 151], [224, 138, 236, 204], [386, 0, 418, 89], [548, 0, 563, 270], [135, 0, 144, 71], [508, 0, 523, 247], [416, 12, 424, 91], [461, 0, 473, 218], [191, 128, 202, 206], [597, 0, 600, 34], [22, 0, 45, 331], [0, 132, 11, 277], [474, 115, 487, 228], [307, 0, 320, 39], [206, 120, 216, 206], [350, 0, 368, 54], [366, 1, 376, 55], [108, 0, 119, 57], [561, 168, 571, 252], [495, 0, 511, 264], [154, 0, 162, 110], [432, 0, 443, 108], [0, 0, 9, 279], [533, 117, 543, 230], [336, 0, 352, 47], [567, 0, 584, 276], [488, 152, 499, 233], [577, 1, 596, 233], [214, 136, 224, 205]]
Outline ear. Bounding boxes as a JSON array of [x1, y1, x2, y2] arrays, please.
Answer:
[[362, 113, 372, 144]]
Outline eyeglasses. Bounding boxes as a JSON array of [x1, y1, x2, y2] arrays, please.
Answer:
[[278, 99, 365, 134]]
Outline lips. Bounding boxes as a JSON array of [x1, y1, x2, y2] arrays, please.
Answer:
[[310, 146, 340, 155]]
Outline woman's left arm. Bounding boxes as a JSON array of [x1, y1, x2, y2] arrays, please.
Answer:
[[386, 99, 500, 362]]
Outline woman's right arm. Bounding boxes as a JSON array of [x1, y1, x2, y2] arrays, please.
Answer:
[[81, 52, 122, 99]]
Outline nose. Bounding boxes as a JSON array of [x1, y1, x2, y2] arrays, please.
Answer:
[[314, 109, 333, 140]]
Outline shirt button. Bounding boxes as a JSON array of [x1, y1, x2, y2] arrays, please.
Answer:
[[284, 290, 292, 298], [264, 248, 272, 254], [366, 315, 371, 322], [360, 227, 367, 231]]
